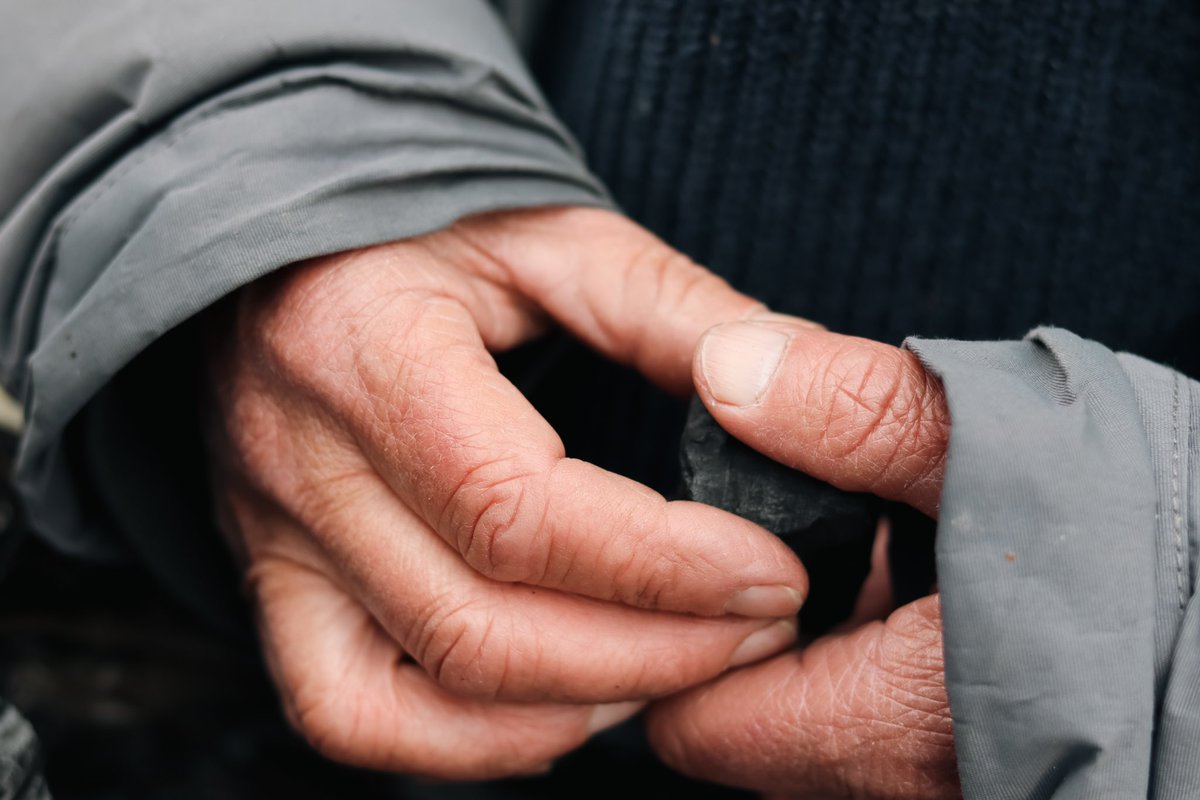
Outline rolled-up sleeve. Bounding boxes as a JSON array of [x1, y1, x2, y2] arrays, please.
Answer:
[[0, 1, 609, 578]]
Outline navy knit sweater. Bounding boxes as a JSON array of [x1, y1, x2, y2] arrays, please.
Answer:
[[525, 0, 1200, 493]]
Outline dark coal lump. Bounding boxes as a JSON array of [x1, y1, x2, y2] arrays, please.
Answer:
[[679, 397, 878, 634]]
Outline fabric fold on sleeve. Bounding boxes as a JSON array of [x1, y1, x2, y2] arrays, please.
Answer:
[[1119, 354, 1200, 799], [0, 0, 611, 566], [905, 328, 1161, 799]]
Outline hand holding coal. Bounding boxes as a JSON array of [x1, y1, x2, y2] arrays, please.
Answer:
[[680, 397, 877, 633]]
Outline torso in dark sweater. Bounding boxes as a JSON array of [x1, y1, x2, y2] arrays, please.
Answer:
[[524, 0, 1200, 491]]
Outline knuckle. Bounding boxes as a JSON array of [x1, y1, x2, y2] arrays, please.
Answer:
[[818, 345, 910, 454], [414, 600, 522, 699], [816, 345, 947, 492], [617, 534, 681, 611], [350, 294, 469, 387], [583, 490, 677, 608], [243, 254, 461, 402], [625, 560, 672, 610], [611, 244, 712, 359], [452, 463, 548, 583], [631, 245, 719, 314]]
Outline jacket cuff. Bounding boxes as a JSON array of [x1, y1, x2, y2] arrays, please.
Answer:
[[906, 328, 1161, 799], [6, 23, 610, 570]]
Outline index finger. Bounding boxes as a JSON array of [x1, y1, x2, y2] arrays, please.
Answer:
[[266, 269, 808, 618], [450, 207, 800, 394]]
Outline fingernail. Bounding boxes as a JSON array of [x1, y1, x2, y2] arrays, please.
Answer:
[[587, 700, 645, 735], [699, 322, 790, 406], [724, 585, 805, 617], [749, 310, 826, 331], [728, 620, 798, 668]]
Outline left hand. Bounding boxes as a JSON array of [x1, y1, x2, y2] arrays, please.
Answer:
[[646, 317, 961, 799], [205, 208, 809, 779]]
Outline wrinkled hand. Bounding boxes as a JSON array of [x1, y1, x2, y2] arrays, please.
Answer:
[[204, 208, 810, 779], [647, 318, 960, 799]]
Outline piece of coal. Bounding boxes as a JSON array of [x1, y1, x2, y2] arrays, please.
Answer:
[[679, 398, 879, 634]]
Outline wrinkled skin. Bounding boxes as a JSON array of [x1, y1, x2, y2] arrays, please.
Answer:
[[205, 208, 810, 779], [646, 319, 960, 798], [207, 206, 961, 795]]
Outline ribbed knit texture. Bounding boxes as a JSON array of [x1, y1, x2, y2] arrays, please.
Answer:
[[528, 0, 1200, 492]]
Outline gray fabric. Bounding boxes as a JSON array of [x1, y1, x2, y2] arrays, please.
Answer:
[[909, 329, 1199, 799], [0, 0, 610, 559], [1146, 372, 1200, 798], [0, 701, 50, 800]]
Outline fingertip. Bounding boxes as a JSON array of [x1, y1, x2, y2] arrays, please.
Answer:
[[693, 322, 949, 515], [723, 585, 805, 618], [656, 501, 808, 616], [586, 700, 645, 735], [727, 619, 798, 668], [695, 321, 792, 408]]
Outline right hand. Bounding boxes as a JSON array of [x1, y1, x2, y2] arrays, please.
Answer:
[[204, 208, 809, 779], [646, 318, 958, 798]]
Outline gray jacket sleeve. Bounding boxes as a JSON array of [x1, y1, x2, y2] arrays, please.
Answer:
[[0, 1, 610, 575], [907, 328, 1200, 800]]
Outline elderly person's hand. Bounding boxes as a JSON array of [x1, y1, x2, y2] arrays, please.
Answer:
[[647, 318, 960, 799], [204, 208, 810, 779]]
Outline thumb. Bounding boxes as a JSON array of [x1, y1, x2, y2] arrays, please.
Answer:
[[645, 596, 958, 798], [693, 319, 949, 516], [451, 207, 818, 393]]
